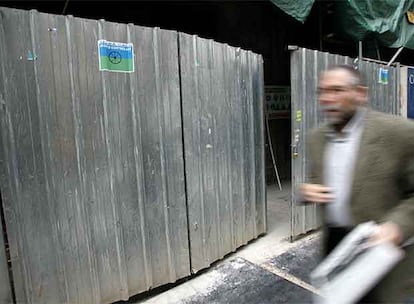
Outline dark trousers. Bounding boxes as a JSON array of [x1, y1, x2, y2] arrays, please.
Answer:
[[325, 226, 378, 303], [324, 226, 351, 256]]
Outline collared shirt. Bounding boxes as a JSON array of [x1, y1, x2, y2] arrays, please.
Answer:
[[323, 108, 366, 227]]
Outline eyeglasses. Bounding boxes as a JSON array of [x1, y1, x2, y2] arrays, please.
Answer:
[[316, 85, 357, 96]]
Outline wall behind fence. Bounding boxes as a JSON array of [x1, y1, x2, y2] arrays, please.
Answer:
[[179, 34, 266, 272], [290, 48, 400, 238], [0, 7, 265, 304]]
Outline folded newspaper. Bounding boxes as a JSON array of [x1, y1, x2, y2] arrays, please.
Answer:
[[310, 222, 405, 304]]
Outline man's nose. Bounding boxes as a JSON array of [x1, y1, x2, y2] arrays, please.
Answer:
[[319, 95, 336, 105]]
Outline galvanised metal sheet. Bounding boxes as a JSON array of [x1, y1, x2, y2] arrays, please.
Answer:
[[290, 48, 400, 238], [179, 33, 266, 272], [0, 217, 11, 303], [0, 10, 13, 304], [359, 60, 400, 115], [0, 7, 190, 303]]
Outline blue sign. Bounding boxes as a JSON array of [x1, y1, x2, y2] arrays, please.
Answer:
[[378, 68, 389, 84], [408, 68, 414, 119]]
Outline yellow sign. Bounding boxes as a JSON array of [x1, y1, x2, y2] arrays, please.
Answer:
[[296, 110, 302, 122]]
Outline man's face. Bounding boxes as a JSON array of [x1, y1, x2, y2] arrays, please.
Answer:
[[318, 69, 362, 126]]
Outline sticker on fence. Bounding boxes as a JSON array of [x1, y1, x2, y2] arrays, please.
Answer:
[[296, 110, 302, 122], [378, 68, 389, 84], [98, 40, 134, 73], [408, 67, 414, 119]]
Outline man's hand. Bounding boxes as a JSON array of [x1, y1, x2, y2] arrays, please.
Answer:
[[300, 183, 334, 204], [370, 222, 403, 247]]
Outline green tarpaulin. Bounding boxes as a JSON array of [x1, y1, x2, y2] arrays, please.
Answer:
[[338, 0, 414, 49], [269, 0, 315, 23], [270, 0, 414, 49]]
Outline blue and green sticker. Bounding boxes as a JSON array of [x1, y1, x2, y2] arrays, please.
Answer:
[[378, 68, 388, 85], [98, 40, 134, 73]]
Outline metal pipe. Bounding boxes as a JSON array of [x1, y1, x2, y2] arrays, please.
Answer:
[[387, 47, 404, 66], [265, 112, 282, 191], [62, 0, 70, 14], [358, 41, 363, 61], [396, 62, 401, 116], [375, 39, 381, 61], [362, 57, 399, 66]]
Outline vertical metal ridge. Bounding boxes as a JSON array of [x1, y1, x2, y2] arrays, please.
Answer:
[[223, 45, 235, 250], [152, 28, 175, 281], [177, 32, 194, 274], [241, 50, 247, 244], [127, 23, 151, 290], [236, 49, 247, 244], [230, 48, 239, 249], [166, 29, 191, 278], [97, 19, 117, 302], [108, 23, 130, 301], [65, 15, 83, 303], [290, 50, 296, 240], [396, 63, 400, 115], [229, 46, 237, 250], [168, 27, 183, 281], [140, 26, 155, 289], [163, 28, 178, 280], [300, 48, 306, 234], [209, 40, 222, 259], [312, 50, 319, 228], [50, 13, 79, 303], [221, 44, 234, 250], [258, 55, 267, 233], [80, 17, 101, 304], [108, 23, 129, 301], [192, 35, 207, 267], [241, 50, 248, 243], [292, 48, 300, 237], [247, 53, 257, 237]]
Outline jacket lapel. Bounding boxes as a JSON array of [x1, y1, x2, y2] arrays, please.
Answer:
[[349, 110, 381, 208], [311, 126, 328, 184]]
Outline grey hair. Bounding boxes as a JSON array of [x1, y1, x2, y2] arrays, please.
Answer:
[[327, 64, 365, 86]]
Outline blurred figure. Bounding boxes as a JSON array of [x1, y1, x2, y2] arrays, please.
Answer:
[[299, 65, 414, 302]]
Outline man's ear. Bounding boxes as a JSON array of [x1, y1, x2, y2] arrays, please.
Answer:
[[356, 85, 368, 105]]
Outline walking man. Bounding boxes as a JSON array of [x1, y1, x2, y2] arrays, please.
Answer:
[[300, 65, 414, 302]]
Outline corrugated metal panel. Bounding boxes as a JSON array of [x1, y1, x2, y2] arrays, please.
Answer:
[[360, 60, 400, 115], [253, 52, 267, 239], [0, 223, 11, 303], [290, 48, 400, 238], [0, 7, 190, 303], [0, 9, 14, 304], [179, 33, 266, 272]]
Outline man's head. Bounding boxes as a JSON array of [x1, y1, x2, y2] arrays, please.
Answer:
[[318, 65, 367, 128]]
